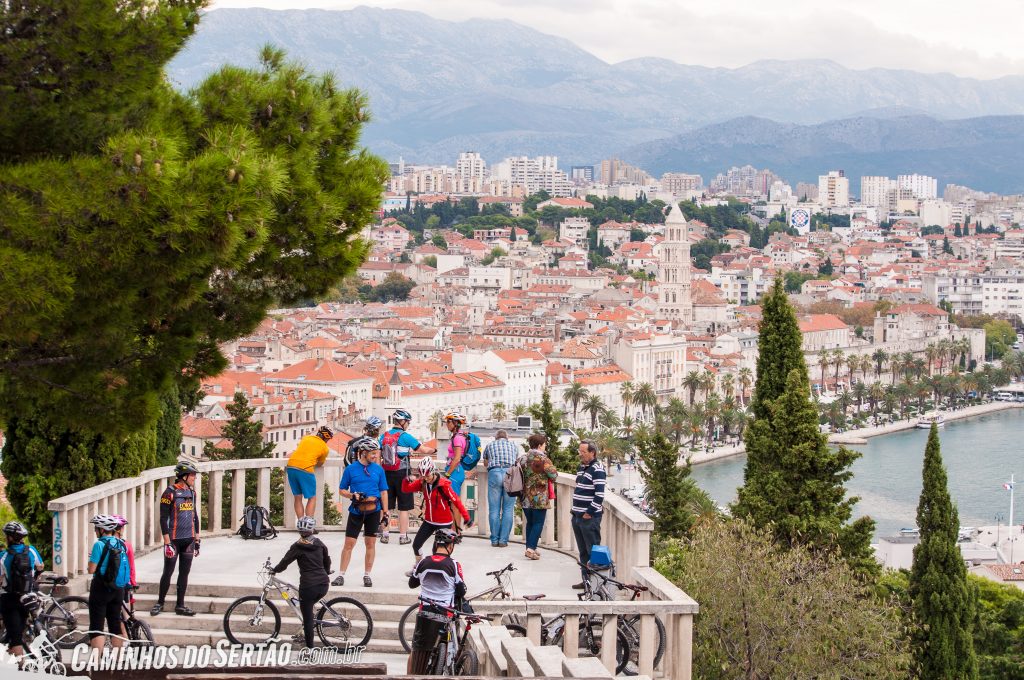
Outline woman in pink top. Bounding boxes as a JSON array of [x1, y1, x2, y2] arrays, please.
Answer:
[[442, 412, 468, 497]]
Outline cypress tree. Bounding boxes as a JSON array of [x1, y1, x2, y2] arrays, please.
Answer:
[[909, 424, 978, 679], [204, 392, 275, 527], [530, 388, 572, 471], [155, 384, 184, 466], [734, 369, 876, 575], [749, 277, 807, 420]]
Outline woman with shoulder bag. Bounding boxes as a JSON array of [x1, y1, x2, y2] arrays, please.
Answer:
[[519, 434, 558, 560]]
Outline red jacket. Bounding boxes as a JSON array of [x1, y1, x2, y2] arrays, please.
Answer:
[[402, 475, 470, 525]]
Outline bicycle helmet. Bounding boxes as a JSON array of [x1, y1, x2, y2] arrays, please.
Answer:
[[90, 515, 121, 532], [317, 425, 334, 440], [418, 457, 437, 477], [112, 514, 129, 527], [433, 528, 461, 548], [444, 411, 466, 427], [2, 521, 28, 538], [393, 409, 412, 422], [296, 516, 317, 536], [174, 460, 199, 478], [365, 416, 383, 432], [354, 437, 380, 454], [19, 592, 40, 611]]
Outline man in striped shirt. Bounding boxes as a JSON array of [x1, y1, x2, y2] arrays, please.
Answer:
[[482, 430, 520, 547], [571, 440, 606, 589]]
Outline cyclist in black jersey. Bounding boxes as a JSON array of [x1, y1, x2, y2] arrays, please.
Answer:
[[151, 461, 200, 617]]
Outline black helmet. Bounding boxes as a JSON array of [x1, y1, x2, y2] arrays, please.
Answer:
[[433, 528, 461, 549], [3, 521, 28, 538], [317, 425, 334, 440], [174, 460, 199, 479]]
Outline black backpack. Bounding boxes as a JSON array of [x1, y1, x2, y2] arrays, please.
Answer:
[[238, 505, 278, 540], [96, 538, 124, 590], [6, 546, 36, 595]]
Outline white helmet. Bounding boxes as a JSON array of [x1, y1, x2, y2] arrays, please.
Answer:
[[90, 514, 120, 532], [297, 516, 317, 536], [418, 457, 437, 477]]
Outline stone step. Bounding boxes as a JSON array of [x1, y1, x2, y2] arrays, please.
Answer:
[[134, 594, 413, 622], [134, 582, 419, 606]]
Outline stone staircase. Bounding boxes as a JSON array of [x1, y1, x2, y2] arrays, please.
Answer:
[[133, 581, 417, 655]]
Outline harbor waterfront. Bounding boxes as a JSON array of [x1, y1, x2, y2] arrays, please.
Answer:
[[688, 406, 1024, 537]]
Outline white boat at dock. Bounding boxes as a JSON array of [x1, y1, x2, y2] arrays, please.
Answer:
[[916, 412, 945, 428]]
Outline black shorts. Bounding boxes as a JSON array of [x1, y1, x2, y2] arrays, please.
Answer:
[[0, 593, 29, 648], [411, 609, 449, 651], [88, 578, 124, 639], [345, 510, 381, 539], [385, 469, 414, 511]]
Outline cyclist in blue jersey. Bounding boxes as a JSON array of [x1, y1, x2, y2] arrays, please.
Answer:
[[0, 521, 44, 657], [87, 515, 131, 651]]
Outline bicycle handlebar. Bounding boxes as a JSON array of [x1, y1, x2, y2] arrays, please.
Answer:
[[577, 561, 647, 593], [418, 597, 492, 624], [485, 562, 516, 577]]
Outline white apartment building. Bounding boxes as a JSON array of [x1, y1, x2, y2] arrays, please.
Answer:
[[819, 171, 850, 208], [490, 156, 573, 197], [708, 266, 771, 305], [456, 151, 486, 185], [453, 349, 546, 411], [263, 359, 374, 417], [660, 173, 702, 194], [612, 332, 688, 408], [559, 216, 591, 247], [377, 370, 505, 440], [898, 174, 938, 200], [922, 271, 984, 316], [860, 176, 896, 208], [983, 267, 1024, 321]]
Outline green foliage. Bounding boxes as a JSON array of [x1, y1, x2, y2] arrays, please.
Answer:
[[818, 256, 834, 275], [322, 484, 343, 526], [529, 389, 573, 472], [734, 369, 877, 576], [783, 270, 818, 292], [155, 384, 183, 466], [922, 225, 945, 236], [679, 200, 757, 238], [635, 430, 701, 539], [749, 277, 808, 419], [656, 519, 909, 679], [481, 246, 507, 265], [365, 272, 416, 302], [431, 234, 448, 249], [204, 392, 275, 527], [909, 425, 978, 679], [812, 213, 851, 231], [984, 319, 1017, 359], [422, 255, 437, 268], [972, 575, 1024, 679], [1, 408, 157, 560], [690, 239, 730, 270]]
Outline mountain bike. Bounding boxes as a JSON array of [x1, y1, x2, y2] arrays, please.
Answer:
[[578, 561, 666, 675], [415, 598, 485, 676], [536, 601, 631, 675], [223, 558, 372, 648], [121, 586, 154, 647], [28, 575, 91, 649], [398, 562, 526, 652]]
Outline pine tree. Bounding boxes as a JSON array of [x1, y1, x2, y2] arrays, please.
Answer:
[[530, 388, 573, 471], [749, 277, 807, 420], [636, 430, 696, 539], [0, 4, 386, 545], [155, 384, 184, 466], [909, 424, 978, 679], [818, 256, 834, 276], [734, 369, 876, 575]]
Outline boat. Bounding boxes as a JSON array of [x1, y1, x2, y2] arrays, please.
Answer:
[[916, 412, 945, 428]]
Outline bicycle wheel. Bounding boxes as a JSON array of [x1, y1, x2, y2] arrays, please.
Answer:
[[398, 603, 418, 652], [505, 623, 527, 638], [223, 596, 281, 645], [42, 596, 90, 649], [580, 617, 630, 675], [454, 647, 479, 676], [620, 614, 666, 675], [315, 596, 373, 649], [127, 617, 155, 647]]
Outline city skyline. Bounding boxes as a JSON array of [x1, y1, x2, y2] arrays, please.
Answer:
[[207, 0, 1024, 79]]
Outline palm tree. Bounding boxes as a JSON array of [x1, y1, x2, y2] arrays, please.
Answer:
[[846, 353, 861, 384], [633, 382, 657, 422], [912, 358, 927, 380], [686, 404, 706, 448], [700, 370, 717, 401], [914, 380, 931, 413], [956, 337, 972, 369], [937, 338, 953, 374], [860, 354, 874, 384], [719, 373, 735, 401], [852, 381, 868, 410], [924, 343, 938, 376], [883, 386, 898, 417], [491, 402, 507, 421], [720, 407, 738, 440], [818, 353, 831, 392], [620, 381, 635, 421], [872, 348, 888, 380], [737, 367, 753, 407], [665, 398, 688, 445], [595, 428, 628, 466], [704, 394, 722, 445], [582, 394, 608, 430], [831, 349, 846, 387], [682, 370, 702, 406], [563, 381, 590, 426], [512, 404, 529, 417], [869, 382, 885, 417], [621, 415, 635, 440], [894, 383, 912, 419], [901, 352, 916, 381], [429, 410, 444, 440]]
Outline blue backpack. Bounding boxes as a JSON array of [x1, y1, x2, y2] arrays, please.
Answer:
[[460, 432, 483, 471]]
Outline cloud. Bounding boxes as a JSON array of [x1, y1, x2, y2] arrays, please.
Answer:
[[206, 0, 1024, 78]]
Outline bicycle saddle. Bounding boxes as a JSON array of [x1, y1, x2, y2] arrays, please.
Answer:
[[522, 594, 546, 601]]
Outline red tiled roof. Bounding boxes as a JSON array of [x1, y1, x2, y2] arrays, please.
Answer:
[[267, 359, 372, 383]]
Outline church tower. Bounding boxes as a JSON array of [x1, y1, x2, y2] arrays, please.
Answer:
[[657, 200, 693, 325]]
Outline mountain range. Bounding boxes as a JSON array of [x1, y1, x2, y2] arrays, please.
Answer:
[[169, 7, 1024, 192]]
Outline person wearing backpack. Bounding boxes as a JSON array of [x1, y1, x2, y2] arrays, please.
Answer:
[[0, 521, 44, 657], [87, 515, 131, 651], [152, 460, 200, 617], [401, 457, 471, 576], [378, 409, 435, 545], [344, 416, 383, 466], [441, 412, 472, 497], [270, 517, 331, 648]]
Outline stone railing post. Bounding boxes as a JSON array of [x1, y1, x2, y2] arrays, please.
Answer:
[[257, 468, 271, 510], [474, 474, 489, 538], [52, 510, 68, 578], [230, 470, 246, 533], [208, 470, 224, 532], [283, 474, 297, 528]]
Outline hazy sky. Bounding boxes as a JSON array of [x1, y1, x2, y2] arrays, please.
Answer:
[[208, 0, 1024, 79]]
